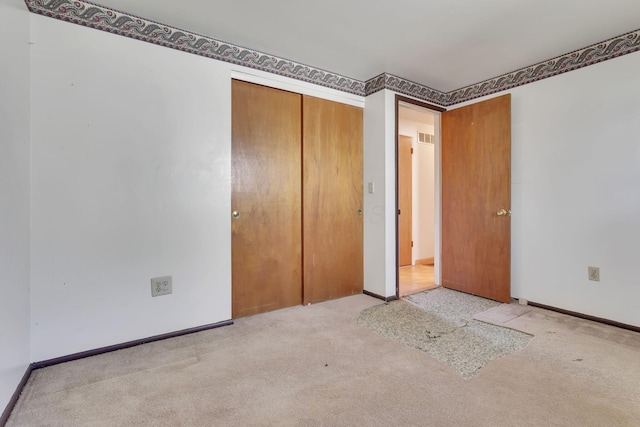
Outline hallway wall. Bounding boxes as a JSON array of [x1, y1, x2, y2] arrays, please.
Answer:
[[398, 119, 436, 263]]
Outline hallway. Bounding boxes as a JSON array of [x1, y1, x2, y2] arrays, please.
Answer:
[[399, 264, 436, 297]]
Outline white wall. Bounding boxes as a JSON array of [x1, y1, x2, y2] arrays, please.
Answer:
[[29, 16, 234, 361], [19, 4, 640, 369], [398, 119, 436, 263], [506, 51, 640, 326], [363, 90, 397, 298], [0, 0, 31, 411], [371, 52, 640, 326], [28, 15, 365, 361]]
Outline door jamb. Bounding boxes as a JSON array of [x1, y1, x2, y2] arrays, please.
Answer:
[[394, 95, 446, 298]]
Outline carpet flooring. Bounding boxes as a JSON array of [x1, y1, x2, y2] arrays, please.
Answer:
[[6, 293, 640, 426], [358, 288, 532, 378]]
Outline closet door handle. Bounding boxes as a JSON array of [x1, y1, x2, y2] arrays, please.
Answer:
[[232, 211, 240, 219], [357, 209, 362, 216]]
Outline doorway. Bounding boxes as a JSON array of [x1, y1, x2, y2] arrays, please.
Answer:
[[396, 96, 445, 297], [395, 94, 512, 302]]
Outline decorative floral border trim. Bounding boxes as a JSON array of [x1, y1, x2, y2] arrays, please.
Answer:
[[445, 29, 640, 105], [366, 28, 640, 106], [25, 0, 366, 96], [365, 73, 447, 106], [364, 74, 386, 96], [25, 0, 640, 106]]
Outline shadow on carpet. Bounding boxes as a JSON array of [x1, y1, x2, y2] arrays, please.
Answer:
[[357, 288, 533, 379]]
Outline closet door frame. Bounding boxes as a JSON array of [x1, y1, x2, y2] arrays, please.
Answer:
[[230, 73, 365, 317]]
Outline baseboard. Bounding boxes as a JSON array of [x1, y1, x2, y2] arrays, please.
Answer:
[[415, 257, 434, 265], [32, 319, 234, 369], [527, 301, 640, 333], [363, 290, 399, 302], [1, 364, 33, 427]]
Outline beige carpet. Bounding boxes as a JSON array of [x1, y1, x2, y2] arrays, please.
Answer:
[[7, 294, 640, 426]]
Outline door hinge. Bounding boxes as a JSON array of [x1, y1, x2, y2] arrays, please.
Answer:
[[411, 148, 414, 154], [411, 241, 414, 247], [398, 209, 401, 215]]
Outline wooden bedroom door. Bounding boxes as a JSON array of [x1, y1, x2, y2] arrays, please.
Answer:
[[441, 94, 511, 303]]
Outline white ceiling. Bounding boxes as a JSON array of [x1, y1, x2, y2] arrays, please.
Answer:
[[96, 0, 640, 92]]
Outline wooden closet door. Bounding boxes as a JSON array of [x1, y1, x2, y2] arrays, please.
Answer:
[[231, 80, 302, 318], [302, 96, 363, 305]]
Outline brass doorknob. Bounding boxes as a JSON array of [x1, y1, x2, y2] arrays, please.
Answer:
[[232, 211, 240, 219], [497, 209, 507, 216]]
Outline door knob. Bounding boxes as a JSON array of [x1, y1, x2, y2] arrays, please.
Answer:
[[232, 211, 240, 219], [496, 209, 510, 216], [357, 209, 363, 216]]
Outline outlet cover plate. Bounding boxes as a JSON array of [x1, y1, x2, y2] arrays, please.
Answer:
[[588, 266, 600, 282], [151, 276, 172, 297]]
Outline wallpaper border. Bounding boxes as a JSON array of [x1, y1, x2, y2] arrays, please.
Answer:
[[446, 29, 640, 104], [25, 0, 366, 96], [25, 0, 640, 106]]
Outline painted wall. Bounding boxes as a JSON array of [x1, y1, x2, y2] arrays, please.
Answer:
[[29, 15, 364, 362], [0, 0, 31, 410], [18, 1, 640, 369], [29, 16, 233, 361], [371, 52, 640, 326], [398, 119, 436, 263], [363, 90, 397, 298], [504, 51, 640, 326]]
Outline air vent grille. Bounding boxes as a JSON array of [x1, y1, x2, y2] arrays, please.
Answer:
[[417, 132, 434, 144]]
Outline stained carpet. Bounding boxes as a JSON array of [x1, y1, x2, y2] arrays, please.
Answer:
[[7, 294, 640, 426], [357, 287, 532, 378]]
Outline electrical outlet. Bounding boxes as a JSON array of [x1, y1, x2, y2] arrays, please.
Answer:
[[151, 276, 172, 297], [588, 266, 600, 282]]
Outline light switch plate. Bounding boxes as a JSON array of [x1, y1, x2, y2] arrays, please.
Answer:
[[151, 276, 172, 297]]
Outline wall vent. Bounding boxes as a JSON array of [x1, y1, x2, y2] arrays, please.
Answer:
[[417, 132, 434, 144]]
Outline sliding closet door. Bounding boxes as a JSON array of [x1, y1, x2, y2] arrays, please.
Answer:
[[302, 96, 363, 304], [231, 80, 302, 318]]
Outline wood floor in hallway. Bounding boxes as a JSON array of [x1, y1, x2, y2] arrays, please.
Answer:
[[399, 264, 436, 297]]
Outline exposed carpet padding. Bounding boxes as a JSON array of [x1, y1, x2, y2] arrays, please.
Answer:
[[7, 294, 640, 427], [357, 288, 532, 378]]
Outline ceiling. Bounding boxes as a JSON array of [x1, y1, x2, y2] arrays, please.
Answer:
[[84, 0, 640, 93]]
